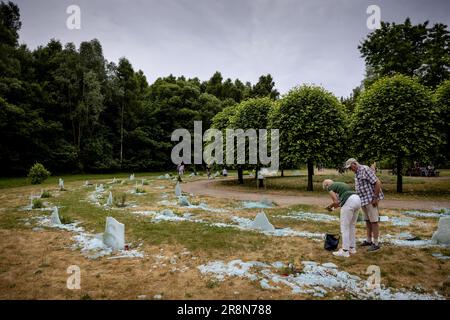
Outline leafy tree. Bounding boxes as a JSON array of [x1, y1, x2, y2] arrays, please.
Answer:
[[252, 74, 279, 100], [194, 93, 223, 129], [210, 104, 243, 182], [111, 58, 141, 168], [273, 85, 346, 191], [341, 86, 362, 114], [418, 23, 450, 88], [351, 75, 440, 192], [211, 104, 239, 132], [229, 97, 274, 184], [0, 1, 20, 46], [205, 71, 223, 98], [0, 1, 20, 77], [0, 1, 283, 175], [433, 79, 450, 165], [230, 97, 272, 130], [359, 18, 450, 88], [77, 71, 104, 150]]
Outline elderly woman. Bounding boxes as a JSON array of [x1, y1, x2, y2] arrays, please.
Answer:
[[323, 179, 362, 257]]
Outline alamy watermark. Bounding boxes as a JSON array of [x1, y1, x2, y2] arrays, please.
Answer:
[[66, 5, 81, 30], [365, 265, 381, 290], [66, 265, 81, 290], [366, 5, 381, 30], [171, 121, 279, 171]]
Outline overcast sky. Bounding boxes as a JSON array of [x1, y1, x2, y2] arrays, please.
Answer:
[[13, 0, 450, 97]]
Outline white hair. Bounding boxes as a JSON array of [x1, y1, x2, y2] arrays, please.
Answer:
[[322, 179, 334, 190]]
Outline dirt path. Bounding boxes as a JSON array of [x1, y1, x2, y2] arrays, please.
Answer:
[[184, 178, 450, 210]]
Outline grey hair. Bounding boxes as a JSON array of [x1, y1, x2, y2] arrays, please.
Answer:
[[322, 179, 333, 190]]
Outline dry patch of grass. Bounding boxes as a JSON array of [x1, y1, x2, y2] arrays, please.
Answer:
[[0, 175, 448, 299]]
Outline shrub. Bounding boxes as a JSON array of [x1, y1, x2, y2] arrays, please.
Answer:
[[206, 279, 220, 289], [135, 187, 146, 194], [80, 294, 92, 300], [116, 193, 127, 207], [32, 198, 44, 209], [59, 214, 74, 224], [40, 190, 52, 198], [28, 163, 51, 185]]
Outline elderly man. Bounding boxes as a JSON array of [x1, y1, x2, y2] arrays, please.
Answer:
[[345, 158, 384, 252]]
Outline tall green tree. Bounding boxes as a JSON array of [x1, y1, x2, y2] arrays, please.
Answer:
[[205, 71, 224, 98], [359, 18, 450, 88], [115, 58, 139, 168], [341, 86, 362, 114], [433, 79, 450, 165], [252, 74, 279, 100], [0, 1, 20, 77], [229, 97, 274, 184], [273, 85, 346, 191], [0, 1, 282, 175], [351, 75, 440, 192], [210, 103, 243, 182]]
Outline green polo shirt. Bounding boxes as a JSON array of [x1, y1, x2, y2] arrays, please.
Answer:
[[327, 182, 355, 207]]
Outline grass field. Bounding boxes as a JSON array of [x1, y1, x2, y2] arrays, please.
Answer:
[[0, 171, 449, 299], [219, 169, 450, 201]]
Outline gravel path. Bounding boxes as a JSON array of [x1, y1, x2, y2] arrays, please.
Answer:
[[184, 178, 450, 210]]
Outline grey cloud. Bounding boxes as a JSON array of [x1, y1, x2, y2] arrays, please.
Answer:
[[13, 0, 450, 97]]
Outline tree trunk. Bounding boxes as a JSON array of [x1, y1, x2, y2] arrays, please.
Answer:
[[68, 86, 76, 148], [281, 168, 284, 177], [307, 160, 314, 191], [237, 167, 244, 184], [120, 102, 124, 168], [396, 156, 403, 193], [77, 122, 81, 151], [259, 179, 264, 188]]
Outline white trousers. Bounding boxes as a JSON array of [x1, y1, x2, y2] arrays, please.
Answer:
[[340, 194, 362, 250]]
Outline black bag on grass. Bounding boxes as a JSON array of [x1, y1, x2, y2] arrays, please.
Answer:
[[324, 233, 339, 251]]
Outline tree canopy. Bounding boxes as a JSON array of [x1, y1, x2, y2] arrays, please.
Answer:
[[0, 1, 279, 175], [271, 85, 346, 191], [359, 18, 450, 88], [1, 1, 448, 192], [433, 79, 450, 165], [350, 74, 440, 192]]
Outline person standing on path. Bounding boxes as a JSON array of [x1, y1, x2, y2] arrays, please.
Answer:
[[345, 158, 384, 252]]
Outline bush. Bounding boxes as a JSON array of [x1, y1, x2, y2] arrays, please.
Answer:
[[40, 190, 52, 198], [60, 214, 74, 224], [28, 163, 51, 185], [116, 193, 127, 208], [32, 198, 44, 209], [135, 187, 146, 194]]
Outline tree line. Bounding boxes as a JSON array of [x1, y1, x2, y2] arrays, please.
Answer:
[[0, 1, 278, 175], [211, 19, 450, 192], [1, 2, 449, 192]]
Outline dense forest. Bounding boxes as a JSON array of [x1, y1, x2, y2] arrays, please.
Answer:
[[0, 2, 279, 175], [1, 1, 449, 181]]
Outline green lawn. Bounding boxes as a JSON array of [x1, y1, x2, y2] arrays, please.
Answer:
[[0, 171, 173, 189], [2, 168, 449, 199]]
